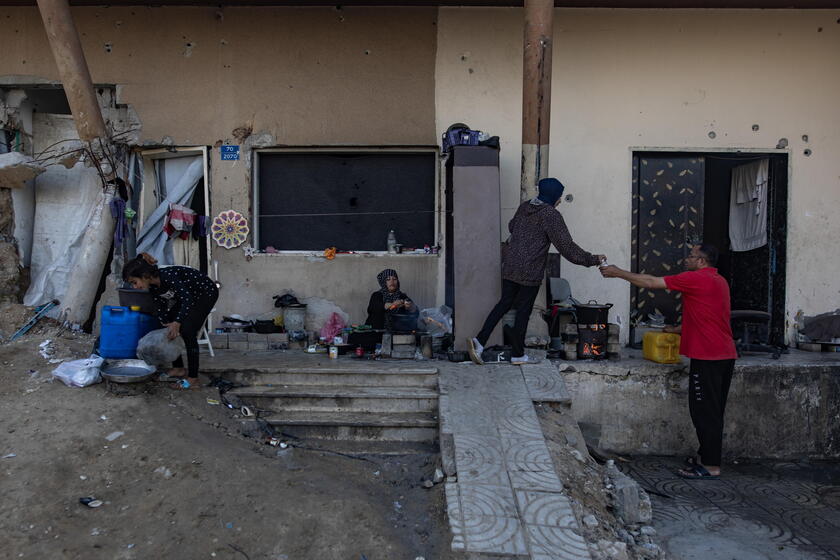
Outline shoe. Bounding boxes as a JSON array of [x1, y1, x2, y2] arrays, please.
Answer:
[[511, 355, 529, 365], [467, 337, 484, 365]]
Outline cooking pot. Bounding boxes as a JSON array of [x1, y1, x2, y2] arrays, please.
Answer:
[[573, 300, 613, 325], [389, 312, 419, 333]]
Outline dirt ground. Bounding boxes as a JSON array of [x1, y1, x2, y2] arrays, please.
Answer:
[[0, 322, 456, 560]]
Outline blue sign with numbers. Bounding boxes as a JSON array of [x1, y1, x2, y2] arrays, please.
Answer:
[[220, 145, 240, 160]]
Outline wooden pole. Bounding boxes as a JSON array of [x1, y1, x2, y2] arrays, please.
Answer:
[[37, 0, 114, 328], [520, 0, 554, 202], [36, 0, 107, 141]]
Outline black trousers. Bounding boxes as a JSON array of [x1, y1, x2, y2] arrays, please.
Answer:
[[688, 358, 735, 467], [172, 289, 219, 379], [476, 279, 540, 358]]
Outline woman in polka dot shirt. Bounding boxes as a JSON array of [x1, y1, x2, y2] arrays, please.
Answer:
[[123, 253, 218, 389]]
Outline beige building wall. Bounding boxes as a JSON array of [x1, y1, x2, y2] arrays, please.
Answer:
[[0, 6, 440, 323], [436, 7, 840, 342], [2, 7, 838, 336]]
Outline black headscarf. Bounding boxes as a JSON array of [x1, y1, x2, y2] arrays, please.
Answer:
[[377, 269, 408, 305]]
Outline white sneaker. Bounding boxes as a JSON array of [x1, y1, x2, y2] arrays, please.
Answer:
[[467, 337, 485, 365], [511, 355, 529, 365]]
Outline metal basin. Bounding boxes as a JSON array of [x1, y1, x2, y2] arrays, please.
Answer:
[[101, 359, 156, 384]]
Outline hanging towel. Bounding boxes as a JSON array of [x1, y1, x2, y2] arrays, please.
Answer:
[[163, 203, 197, 240], [729, 159, 769, 252], [192, 215, 210, 240]]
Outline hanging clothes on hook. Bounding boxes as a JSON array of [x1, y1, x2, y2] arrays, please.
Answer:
[[163, 203, 196, 240], [729, 158, 769, 252]]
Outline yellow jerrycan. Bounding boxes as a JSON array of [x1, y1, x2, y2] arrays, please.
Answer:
[[642, 331, 682, 364]]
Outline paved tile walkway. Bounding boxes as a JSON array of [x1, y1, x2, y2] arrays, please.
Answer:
[[439, 361, 591, 559], [622, 457, 840, 560]]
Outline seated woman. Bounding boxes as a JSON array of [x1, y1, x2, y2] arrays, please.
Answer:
[[365, 268, 417, 330]]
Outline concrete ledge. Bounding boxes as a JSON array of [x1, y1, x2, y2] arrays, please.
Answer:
[[561, 350, 840, 459]]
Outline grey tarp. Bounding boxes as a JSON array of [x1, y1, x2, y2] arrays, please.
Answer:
[[135, 156, 202, 265]]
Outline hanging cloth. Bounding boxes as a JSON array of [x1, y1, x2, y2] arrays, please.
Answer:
[[163, 203, 197, 240], [192, 215, 210, 240], [109, 198, 128, 249], [729, 158, 769, 252]]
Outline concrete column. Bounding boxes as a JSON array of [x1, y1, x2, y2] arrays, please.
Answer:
[[36, 0, 106, 141], [520, 0, 554, 202]]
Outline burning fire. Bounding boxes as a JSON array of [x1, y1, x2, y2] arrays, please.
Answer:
[[581, 343, 604, 356]]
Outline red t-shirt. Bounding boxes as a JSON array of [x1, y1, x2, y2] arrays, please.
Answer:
[[664, 267, 738, 361]]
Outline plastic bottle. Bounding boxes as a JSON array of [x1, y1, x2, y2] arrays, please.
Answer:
[[387, 230, 397, 253]]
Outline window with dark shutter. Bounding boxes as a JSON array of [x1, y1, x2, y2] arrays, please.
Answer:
[[255, 150, 437, 252]]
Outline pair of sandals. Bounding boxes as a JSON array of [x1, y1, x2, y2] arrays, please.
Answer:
[[677, 456, 720, 480]]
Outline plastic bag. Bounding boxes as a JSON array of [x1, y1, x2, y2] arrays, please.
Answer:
[[419, 305, 453, 337], [136, 328, 185, 368], [52, 355, 104, 387], [320, 312, 346, 342]]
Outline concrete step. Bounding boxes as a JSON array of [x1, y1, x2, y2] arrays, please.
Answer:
[[228, 385, 439, 413], [290, 439, 438, 456], [213, 366, 438, 389], [253, 411, 439, 442]]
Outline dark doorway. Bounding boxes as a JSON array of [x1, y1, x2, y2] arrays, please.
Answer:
[[631, 151, 788, 346]]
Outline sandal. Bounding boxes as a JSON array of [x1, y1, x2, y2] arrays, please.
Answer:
[[676, 464, 719, 480], [169, 379, 201, 390], [683, 456, 700, 468]]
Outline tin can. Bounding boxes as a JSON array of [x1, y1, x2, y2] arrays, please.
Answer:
[[333, 335, 343, 345], [355, 346, 364, 357], [329, 346, 338, 359]]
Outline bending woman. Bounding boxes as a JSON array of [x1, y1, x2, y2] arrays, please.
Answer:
[[365, 268, 415, 330], [122, 253, 218, 389]]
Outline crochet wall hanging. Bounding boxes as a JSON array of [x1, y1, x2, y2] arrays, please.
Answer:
[[211, 210, 250, 249]]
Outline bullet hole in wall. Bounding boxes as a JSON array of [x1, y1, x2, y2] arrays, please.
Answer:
[[752, 124, 760, 132], [364, 50, 370, 55], [708, 131, 716, 139], [804, 149, 812, 156], [818, 27, 823, 32], [468, 68, 474, 74], [564, 194, 574, 203], [776, 138, 789, 149], [104, 42, 113, 53], [802, 134, 809, 142]]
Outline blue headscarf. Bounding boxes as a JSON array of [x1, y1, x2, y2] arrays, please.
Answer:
[[536, 178, 566, 206]]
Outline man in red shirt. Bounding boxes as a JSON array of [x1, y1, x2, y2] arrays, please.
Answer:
[[600, 244, 737, 479]]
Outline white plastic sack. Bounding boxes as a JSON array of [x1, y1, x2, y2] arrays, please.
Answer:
[[52, 355, 104, 387], [136, 328, 185, 368]]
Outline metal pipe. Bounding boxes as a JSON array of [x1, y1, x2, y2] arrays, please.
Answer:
[[520, 0, 554, 201], [36, 0, 107, 141]]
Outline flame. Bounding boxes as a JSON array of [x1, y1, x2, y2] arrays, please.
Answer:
[[581, 342, 605, 357]]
